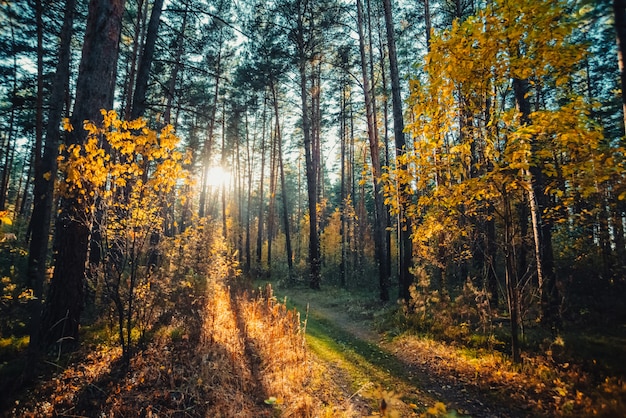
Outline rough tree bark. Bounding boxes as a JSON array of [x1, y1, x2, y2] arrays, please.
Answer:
[[131, 0, 165, 120], [357, 0, 390, 301], [27, 0, 76, 354], [383, 0, 413, 301]]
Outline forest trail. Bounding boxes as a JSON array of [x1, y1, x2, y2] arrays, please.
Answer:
[[274, 284, 527, 418]]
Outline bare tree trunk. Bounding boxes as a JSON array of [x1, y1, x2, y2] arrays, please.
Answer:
[[271, 81, 294, 279], [504, 189, 521, 363], [244, 111, 254, 274], [614, 0, 626, 132], [163, 4, 187, 125], [513, 77, 560, 332], [424, 0, 432, 51], [267, 110, 278, 270], [293, 4, 322, 289], [131, 0, 165, 120], [122, 0, 145, 119], [339, 74, 348, 287], [199, 40, 223, 218], [256, 94, 268, 267], [27, 0, 76, 352], [357, 0, 389, 301], [383, 0, 412, 300]]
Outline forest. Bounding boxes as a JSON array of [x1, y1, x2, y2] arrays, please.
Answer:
[[1, 0, 625, 416]]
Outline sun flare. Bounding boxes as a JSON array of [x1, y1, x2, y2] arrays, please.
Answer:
[[205, 166, 231, 188]]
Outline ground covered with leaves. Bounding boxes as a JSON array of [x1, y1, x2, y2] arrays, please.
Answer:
[[3, 274, 626, 417], [274, 284, 626, 417], [4, 279, 361, 417]]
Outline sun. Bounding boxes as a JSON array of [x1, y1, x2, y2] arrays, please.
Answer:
[[205, 166, 231, 188]]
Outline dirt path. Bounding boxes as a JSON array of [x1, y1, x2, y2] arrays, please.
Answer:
[[274, 285, 527, 418]]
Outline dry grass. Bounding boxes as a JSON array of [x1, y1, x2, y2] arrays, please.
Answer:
[[6, 278, 351, 417]]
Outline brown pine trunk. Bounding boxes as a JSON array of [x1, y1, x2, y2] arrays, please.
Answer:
[[27, 0, 76, 354], [244, 111, 253, 274], [256, 95, 268, 266], [383, 0, 412, 300], [122, 0, 145, 119], [293, 3, 321, 289], [339, 74, 348, 287], [42, 0, 125, 350], [131, 0, 164, 120], [198, 39, 223, 218], [163, 4, 187, 125], [357, 0, 389, 301], [271, 81, 294, 279], [267, 109, 278, 270]]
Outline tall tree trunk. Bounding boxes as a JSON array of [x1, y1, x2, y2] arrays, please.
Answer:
[[244, 111, 253, 274], [198, 39, 223, 217], [357, 0, 389, 301], [271, 81, 294, 279], [340, 75, 348, 287], [614, 0, 626, 132], [26, 0, 76, 355], [0, 8, 19, 212], [267, 111, 278, 270], [122, 0, 145, 119], [131, 0, 165, 120], [513, 77, 560, 332], [293, 4, 321, 289], [256, 95, 268, 266], [504, 189, 521, 363], [163, 4, 187, 125], [383, 0, 412, 301], [42, 0, 125, 350], [486, 210, 498, 308]]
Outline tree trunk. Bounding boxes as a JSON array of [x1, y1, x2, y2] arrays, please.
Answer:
[[244, 111, 253, 274], [121, 0, 145, 119], [42, 0, 125, 350], [271, 81, 294, 279], [0, 9, 19, 212], [383, 0, 412, 301], [130, 0, 164, 120], [293, 4, 321, 289], [198, 38, 223, 217], [513, 77, 560, 332], [614, 0, 626, 132], [357, 0, 389, 301], [267, 109, 278, 270], [27, 0, 76, 355], [486, 213, 498, 308], [504, 190, 521, 363], [256, 94, 268, 266], [340, 74, 348, 287], [163, 4, 187, 125], [423, 0, 432, 51]]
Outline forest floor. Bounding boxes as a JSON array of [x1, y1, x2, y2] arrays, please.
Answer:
[[271, 282, 626, 418], [2, 276, 626, 417], [272, 284, 527, 418]]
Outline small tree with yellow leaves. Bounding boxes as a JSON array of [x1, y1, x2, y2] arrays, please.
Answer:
[[57, 110, 189, 362]]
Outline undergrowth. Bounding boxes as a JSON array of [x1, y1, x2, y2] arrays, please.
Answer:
[[376, 276, 626, 417]]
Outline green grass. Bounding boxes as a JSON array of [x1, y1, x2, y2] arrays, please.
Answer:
[[266, 282, 450, 415]]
